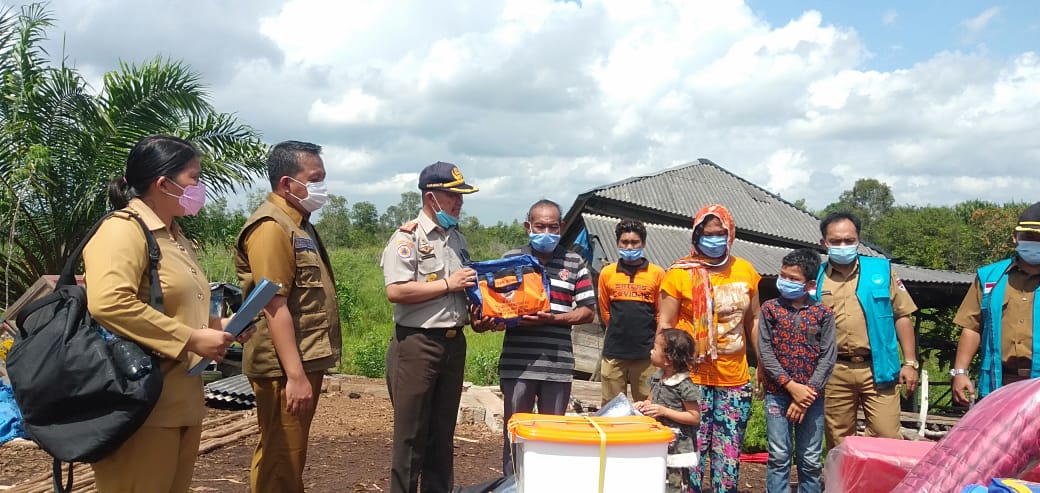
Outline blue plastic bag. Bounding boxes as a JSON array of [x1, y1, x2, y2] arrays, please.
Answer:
[[0, 382, 26, 444], [961, 479, 1040, 493]]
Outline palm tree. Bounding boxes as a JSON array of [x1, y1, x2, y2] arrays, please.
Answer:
[[0, 3, 268, 310]]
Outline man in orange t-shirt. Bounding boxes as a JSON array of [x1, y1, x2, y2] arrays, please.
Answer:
[[597, 218, 665, 404]]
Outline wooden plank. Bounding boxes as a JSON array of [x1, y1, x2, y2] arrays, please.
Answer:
[[572, 323, 603, 346], [571, 323, 603, 376]]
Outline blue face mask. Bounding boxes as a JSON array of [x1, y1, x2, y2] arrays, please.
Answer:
[[1017, 240, 1040, 265], [435, 210, 458, 229], [697, 235, 728, 258], [530, 233, 560, 253], [776, 278, 807, 300], [430, 194, 458, 229], [618, 248, 644, 262], [827, 245, 859, 265]]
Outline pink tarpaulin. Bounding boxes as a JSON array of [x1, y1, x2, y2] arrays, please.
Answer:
[[896, 378, 1040, 492], [824, 435, 1040, 493]]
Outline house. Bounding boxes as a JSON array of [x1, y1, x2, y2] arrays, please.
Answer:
[[560, 159, 974, 375]]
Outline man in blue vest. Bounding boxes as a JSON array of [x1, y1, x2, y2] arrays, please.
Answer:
[[951, 202, 1040, 404], [813, 212, 919, 448]]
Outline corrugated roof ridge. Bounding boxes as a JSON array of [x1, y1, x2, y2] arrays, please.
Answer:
[[582, 160, 704, 196], [589, 159, 821, 223], [694, 159, 821, 221]]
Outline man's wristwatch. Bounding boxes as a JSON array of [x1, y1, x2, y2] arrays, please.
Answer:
[[949, 368, 968, 377], [901, 360, 919, 369]]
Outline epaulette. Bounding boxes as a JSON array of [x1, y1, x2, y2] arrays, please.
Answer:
[[398, 221, 418, 233]]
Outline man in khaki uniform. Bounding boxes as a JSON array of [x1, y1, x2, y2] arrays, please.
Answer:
[[952, 202, 1040, 404], [235, 141, 341, 493], [381, 161, 479, 493], [814, 212, 919, 449]]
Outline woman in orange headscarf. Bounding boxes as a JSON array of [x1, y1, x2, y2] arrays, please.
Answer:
[[658, 204, 761, 493]]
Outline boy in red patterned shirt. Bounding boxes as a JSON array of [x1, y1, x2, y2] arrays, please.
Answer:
[[758, 248, 836, 493]]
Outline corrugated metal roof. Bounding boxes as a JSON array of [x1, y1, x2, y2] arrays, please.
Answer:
[[591, 159, 826, 246], [204, 373, 255, 409], [582, 214, 972, 285], [889, 263, 975, 285]]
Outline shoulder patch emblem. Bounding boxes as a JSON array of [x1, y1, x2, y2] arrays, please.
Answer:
[[398, 221, 418, 233], [895, 278, 906, 291], [397, 244, 412, 259]]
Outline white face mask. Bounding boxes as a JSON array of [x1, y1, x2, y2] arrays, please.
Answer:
[[288, 177, 328, 212]]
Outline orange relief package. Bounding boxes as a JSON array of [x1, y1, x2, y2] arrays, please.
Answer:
[[465, 254, 551, 327]]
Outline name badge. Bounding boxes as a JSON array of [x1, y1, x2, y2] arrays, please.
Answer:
[[294, 236, 316, 251]]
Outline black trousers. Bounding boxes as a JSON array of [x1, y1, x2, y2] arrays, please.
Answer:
[[386, 325, 467, 493]]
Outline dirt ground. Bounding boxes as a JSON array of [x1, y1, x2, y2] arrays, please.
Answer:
[[0, 376, 767, 492]]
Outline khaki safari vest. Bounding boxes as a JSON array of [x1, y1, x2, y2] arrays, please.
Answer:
[[235, 200, 341, 378]]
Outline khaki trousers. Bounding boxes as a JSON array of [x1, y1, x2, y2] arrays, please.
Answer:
[[91, 425, 202, 493], [249, 371, 325, 493], [599, 357, 655, 404], [824, 360, 901, 449]]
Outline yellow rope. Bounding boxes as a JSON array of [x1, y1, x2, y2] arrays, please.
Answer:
[[583, 416, 607, 493]]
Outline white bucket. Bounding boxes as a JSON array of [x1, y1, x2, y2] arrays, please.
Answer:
[[508, 413, 673, 493]]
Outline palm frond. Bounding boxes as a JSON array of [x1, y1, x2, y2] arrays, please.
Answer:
[[1, 4, 269, 306], [183, 112, 268, 195]]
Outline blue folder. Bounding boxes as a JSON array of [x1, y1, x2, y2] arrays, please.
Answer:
[[188, 278, 281, 376]]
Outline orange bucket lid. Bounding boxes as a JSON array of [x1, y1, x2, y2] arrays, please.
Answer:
[[507, 413, 674, 445]]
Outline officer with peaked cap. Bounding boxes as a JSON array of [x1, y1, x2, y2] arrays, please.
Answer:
[[380, 161, 479, 493]]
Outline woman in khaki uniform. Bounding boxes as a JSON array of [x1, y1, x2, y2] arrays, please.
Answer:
[[83, 135, 238, 492]]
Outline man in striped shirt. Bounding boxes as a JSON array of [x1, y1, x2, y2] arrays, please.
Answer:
[[499, 199, 596, 476]]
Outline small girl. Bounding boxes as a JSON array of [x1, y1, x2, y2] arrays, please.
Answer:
[[635, 328, 702, 493]]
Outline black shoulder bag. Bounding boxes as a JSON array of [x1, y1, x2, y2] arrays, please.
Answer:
[[7, 210, 165, 492]]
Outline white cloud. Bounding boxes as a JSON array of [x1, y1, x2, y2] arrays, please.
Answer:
[[320, 145, 379, 174], [258, 1, 387, 65], [882, 10, 898, 26], [961, 6, 1001, 41], [310, 89, 389, 126], [761, 149, 811, 194], [31, 0, 1040, 223], [348, 173, 419, 196]]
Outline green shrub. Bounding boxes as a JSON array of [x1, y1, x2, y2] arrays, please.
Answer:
[[465, 330, 504, 385], [348, 328, 391, 377], [466, 347, 500, 386], [335, 279, 363, 336], [743, 397, 767, 453]]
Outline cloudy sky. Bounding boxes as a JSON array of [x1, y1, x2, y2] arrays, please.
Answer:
[[21, 0, 1040, 224]]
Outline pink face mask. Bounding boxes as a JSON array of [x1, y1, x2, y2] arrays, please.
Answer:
[[164, 180, 207, 216]]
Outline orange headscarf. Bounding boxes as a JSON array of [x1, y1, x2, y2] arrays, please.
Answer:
[[669, 204, 736, 364]]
